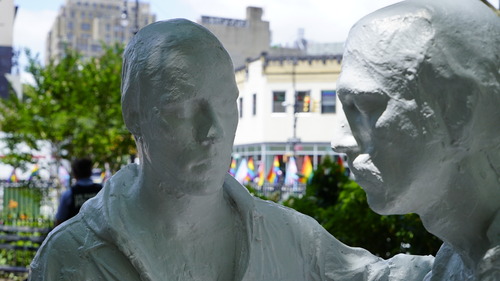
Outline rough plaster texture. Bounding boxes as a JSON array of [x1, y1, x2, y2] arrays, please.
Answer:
[[332, 0, 500, 280], [29, 19, 434, 280]]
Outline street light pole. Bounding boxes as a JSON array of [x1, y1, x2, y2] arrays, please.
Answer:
[[121, 0, 139, 35], [288, 58, 300, 157], [134, 0, 139, 34]]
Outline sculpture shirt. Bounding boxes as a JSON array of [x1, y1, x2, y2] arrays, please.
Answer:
[[30, 164, 433, 281]]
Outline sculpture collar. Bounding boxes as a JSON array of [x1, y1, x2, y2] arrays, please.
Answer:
[[81, 164, 253, 281]]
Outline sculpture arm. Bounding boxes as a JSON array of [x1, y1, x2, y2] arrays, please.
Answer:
[[315, 224, 433, 281]]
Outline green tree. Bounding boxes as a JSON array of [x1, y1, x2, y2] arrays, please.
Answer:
[[0, 45, 135, 174], [284, 156, 442, 258]]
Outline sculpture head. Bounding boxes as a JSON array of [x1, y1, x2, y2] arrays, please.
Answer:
[[332, 0, 500, 215], [121, 19, 238, 193]]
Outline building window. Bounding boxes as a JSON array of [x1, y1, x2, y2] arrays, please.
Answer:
[[68, 21, 74, 29], [81, 23, 91, 31], [252, 94, 257, 116], [296, 91, 311, 113], [239, 97, 243, 118], [91, 44, 102, 52], [77, 43, 87, 51], [321, 90, 336, 113], [272, 91, 286, 113]]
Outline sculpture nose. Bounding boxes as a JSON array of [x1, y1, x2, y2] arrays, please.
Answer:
[[194, 101, 224, 145], [331, 110, 360, 154]]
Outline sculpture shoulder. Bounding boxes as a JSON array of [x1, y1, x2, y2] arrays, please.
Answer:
[[252, 195, 329, 240], [248, 196, 433, 281], [29, 217, 140, 281], [424, 243, 475, 281]]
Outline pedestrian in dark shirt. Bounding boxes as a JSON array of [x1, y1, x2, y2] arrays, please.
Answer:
[[55, 158, 102, 225]]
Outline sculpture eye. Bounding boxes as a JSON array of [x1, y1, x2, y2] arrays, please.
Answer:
[[353, 92, 389, 116]]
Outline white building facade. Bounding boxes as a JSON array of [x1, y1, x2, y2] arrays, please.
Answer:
[[233, 53, 345, 188]]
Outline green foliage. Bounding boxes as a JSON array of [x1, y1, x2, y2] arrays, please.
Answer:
[[245, 185, 280, 202], [283, 156, 442, 258], [0, 45, 135, 172]]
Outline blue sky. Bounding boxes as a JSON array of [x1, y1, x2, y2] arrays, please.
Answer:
[[12, 0, 499, 76]]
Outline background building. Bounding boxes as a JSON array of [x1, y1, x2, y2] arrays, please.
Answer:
[[0, 0, 16, 99], [199, 7, 271, 68], [45, 0, 156, 63], [233, 53, 345, 189]]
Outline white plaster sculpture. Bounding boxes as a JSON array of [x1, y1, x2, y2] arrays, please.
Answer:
[[30, 19, 434, 280], [332, 0, 500, 280]]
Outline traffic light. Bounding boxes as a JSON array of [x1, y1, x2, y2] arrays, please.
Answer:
[[303, 95, 310, 112]]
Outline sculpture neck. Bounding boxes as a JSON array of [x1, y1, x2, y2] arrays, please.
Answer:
[[132, 164, 233, 236], [420, 171, 500, 270]]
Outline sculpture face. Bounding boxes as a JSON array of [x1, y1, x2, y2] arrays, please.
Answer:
[[334, 14, 449, 215], [139, 47, 238, 195]]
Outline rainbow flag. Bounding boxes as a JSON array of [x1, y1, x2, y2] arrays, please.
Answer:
[[266, 156, 280, 184], [299, 155, 313, 184], [257, 161, 265, 187], [235, 158, 249, 184], [9, 168, 18, 183], [229, 159, 237, 176], [28, 164, 40, 181], [246, 157, 256, 181], [337, 156, 345, 173], [284, 156, 298, 186]]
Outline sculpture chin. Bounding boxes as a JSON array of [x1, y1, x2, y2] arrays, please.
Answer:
[[350, 154, 402, 215]]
